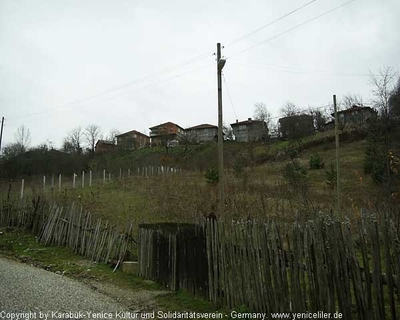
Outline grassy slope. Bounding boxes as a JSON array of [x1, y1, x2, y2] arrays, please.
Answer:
[[1, 129, 382, 227], [0, 227, 218, 312], [34, 133, 380, 227]]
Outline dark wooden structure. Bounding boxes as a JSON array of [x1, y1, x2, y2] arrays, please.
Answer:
[[139, 223, 208, 297], [139, 215, 400, 319]]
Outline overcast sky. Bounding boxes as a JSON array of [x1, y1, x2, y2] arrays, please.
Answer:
[[1, 0, 399, 148]]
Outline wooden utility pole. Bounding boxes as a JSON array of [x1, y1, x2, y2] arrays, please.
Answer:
[[333, 95, 341, 216], [217, 43, 226, 216], [0, 117, 4, 153]]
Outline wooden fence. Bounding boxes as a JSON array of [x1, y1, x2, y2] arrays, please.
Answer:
[[139, 223, 208, 297], [0, 198, 136, 264], [1, 166, 184, 200], [139, 214, 400, 319]]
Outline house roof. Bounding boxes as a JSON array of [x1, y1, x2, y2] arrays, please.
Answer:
[[96, 140, 115, 146], [149, 121, 185, 131], [231, 118, 265, 126], [115, 130, 149, 138], [186, 123, 218, 130], [278, 114, 313, 122], [336, 105, 375, 115]]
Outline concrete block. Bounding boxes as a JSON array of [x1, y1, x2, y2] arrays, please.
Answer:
[[121, 261, 139, 275]]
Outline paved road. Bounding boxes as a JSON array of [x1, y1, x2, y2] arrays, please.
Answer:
[[0, 258, 131, 318]]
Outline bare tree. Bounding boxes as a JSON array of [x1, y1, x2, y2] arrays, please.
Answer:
[[253, 102, 272, 128], [63, 127, 83, 154], [308, 107, 327, 132], [106, 128, 121, 144], [389, 77, 400, 118], [342, 94, 364, 109], [15, 125, 31, 152], [85, 124, 102, 153], [280, 101, 300, 117], [370, 67, 398, 118], [363, 67, 399, 215]]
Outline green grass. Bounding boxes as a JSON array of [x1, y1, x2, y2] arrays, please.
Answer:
[[0, 227, 157, 289], [0, 133, 387, 226], [157, 291, 218, 313], [0, 226, 236, 313]]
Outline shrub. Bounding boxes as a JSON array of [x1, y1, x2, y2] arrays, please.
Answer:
[[283, 159, 308, 188], [363, 143, 386, 184], [309, 153, 324, 170], [233, 156, 246, 178], [205, 168, 219, 184], [282, 159, 312, 211], [286, 147, 298, 160], [325, 162, 337, 188]]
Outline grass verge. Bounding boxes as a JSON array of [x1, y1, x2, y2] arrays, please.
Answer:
[[0, 227, 221, 313]]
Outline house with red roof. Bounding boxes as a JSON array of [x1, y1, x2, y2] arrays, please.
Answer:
[[116, 130, 150, 150]]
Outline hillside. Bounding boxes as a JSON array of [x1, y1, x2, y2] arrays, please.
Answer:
[[3, 128, 393, 227], [16, 130, 381, 226]]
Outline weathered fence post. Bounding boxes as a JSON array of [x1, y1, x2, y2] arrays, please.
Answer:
[[51, 174, 54, 190], [73, 173, 76, 188], [43, 175, 46, 191], [128, 169, 130, 176], [58, 174, 62, 191], [89, 170, 92, 187], [103, 169, 106, 183], [82, 171, 85, 188], [137, 168, 140, 176], [20, 179, 24, 199], [108, 173, 111, 183], [119, 168, 122, 180]]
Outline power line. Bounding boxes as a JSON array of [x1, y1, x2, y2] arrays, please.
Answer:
[[8, 52, 214, 122], [225, 0, 319, 47], [7, 61, 215, 125], [234, 60, 376, 77], [229, 0, 356, 58], [6, 0, 322, 123], [222, 73, 238, 120]]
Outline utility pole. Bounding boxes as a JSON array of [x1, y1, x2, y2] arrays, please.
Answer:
[[217, 43, 226, 216], [0, 117, 4, 154], [333, 95, 341, 217]]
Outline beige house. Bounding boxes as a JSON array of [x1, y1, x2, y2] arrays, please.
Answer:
[[231, 118, 268, 142], [185, 124, 218, 143]]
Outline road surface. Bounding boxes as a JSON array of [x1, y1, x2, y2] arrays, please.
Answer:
[[0, 258, 133, 318]]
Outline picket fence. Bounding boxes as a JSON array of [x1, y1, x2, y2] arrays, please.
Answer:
[[139, 214, 400, 319], [0, 199, 135, 264], [1, 166, 183, 199]]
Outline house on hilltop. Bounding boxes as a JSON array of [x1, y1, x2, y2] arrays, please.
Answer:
[[335, 105, 377, 128], [278, 114, 314, 139], [95, 140, 116, 153], [116, 130, 150, 150], [185, 124, 218, 144], [149, 122, 185, 146], [324, 105, 377, 131], [231, 118, 268, 142]]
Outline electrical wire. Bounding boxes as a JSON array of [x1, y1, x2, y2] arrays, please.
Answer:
[[234, 60, 376, 77], [225, 0, 319, 47], [7, 52, 214, 122], [6, 0, 324, 122], [222, 73, 238, 120], [229, 0, 356, 58], [7, 61, 215, 125]]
